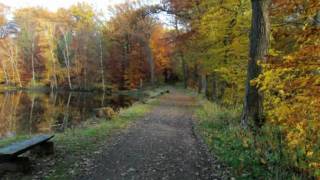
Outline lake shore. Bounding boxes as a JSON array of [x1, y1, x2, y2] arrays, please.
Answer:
[[0, 87, 169, 179], [1, 99, 154, 179]]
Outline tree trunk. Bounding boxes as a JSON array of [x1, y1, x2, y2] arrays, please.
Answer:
[[211, 73, 218, 102], [201, 74, 206, 94], [31, 39, 35, 85], [1, 62, 9, 85], [143, 41, 155, 85], [241, 0, 271, 128], [48, 24, 58, 91], [314, 11, 320, 27], [99, 36, 106, 92], [205, 75, 209, 99], [50, 50, 58, 90], [120, 36, 130, 90], [84, 40, 89, 90], [174, 18, 188, 89], [139, 79, 143, 89], [181, 52, 188, 89], [10, 44, 22, 88], [63, 32, 72, 90], [84, 62, 87, 90], [198, 73, 202, 94]]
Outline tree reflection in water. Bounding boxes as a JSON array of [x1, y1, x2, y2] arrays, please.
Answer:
[[0, 91, 136, 139]]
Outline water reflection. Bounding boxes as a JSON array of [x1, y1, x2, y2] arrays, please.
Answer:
[[0, 91, 136, 139]]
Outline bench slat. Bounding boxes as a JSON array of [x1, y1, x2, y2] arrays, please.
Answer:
[[0, 135, 54, 157]]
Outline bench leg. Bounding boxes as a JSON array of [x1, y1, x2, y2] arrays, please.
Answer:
[[31, 141, 54, 157], [0, 157, 31, 173]]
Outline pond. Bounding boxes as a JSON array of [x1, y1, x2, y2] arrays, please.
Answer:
[[0, 90, 141, 139]]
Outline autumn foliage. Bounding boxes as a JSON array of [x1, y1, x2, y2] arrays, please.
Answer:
[[0, 0, 319, 177], [254, 0, 320, 174], [164, 0, 320, 177], [0, 2, 172, 91]]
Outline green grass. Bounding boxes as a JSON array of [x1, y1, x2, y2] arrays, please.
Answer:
[[0, 100, 154, 179], [194, 98, 310, 179], [143, 86, 170, 97], [44, 102, 153, 179], [0, 135, 32, 148]]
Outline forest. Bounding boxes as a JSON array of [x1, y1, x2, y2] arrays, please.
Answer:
[[0, 0, 319, 179]]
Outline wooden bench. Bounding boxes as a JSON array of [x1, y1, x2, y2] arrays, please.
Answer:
[[0, 134, 54, 173]]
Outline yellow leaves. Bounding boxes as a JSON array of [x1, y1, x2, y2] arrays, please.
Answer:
[[258, 44, 320, 177], [150, 26, 172, 73], [242, 138, 249, 148], [286, 122, 306, 146], [260, 158, 267, 165], [69, 2, 95, 27], [306, 151, 314, 157], [284, 55, 294, 62], [309, 162, 320, 169], [269, 49, 280, 56]]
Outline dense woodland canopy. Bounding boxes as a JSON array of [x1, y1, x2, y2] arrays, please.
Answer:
[[0, 1, 173, 91], [0, 0, 319, 177]]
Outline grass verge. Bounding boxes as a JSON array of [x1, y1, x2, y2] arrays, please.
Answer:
[[43, 101, 153, 179], [194, 98, 311, 179]]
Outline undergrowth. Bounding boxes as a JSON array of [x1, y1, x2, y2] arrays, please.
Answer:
[[194, 98, 313, 179]]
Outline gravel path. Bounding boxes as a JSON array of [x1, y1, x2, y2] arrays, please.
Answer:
[[78, 90, 230, 180]]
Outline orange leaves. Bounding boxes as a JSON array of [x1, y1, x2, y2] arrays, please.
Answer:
[[271, 0, 320, 15], [150, 26, 172, 75], [255, 0, 320, 176]]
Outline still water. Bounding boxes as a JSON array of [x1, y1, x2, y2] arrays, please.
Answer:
[[0, 91, 139, 139]]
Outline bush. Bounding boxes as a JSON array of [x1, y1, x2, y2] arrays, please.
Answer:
[[195, 99, 314, 179]]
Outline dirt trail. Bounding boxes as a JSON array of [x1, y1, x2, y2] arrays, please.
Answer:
[[78, 90, 229, 180]]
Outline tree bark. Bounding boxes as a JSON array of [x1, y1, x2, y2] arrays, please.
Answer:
[[99, 36, 106, 92], [211, 73, 218, 102], [1, 61, 9, 85], [31, 37, 35, 85], [48, 24, 58, 91], [50, 49, 58, 90], [205, 75, 209, 99], [181, 52, 188, 89], [197, 72, 202, 94], [62, 32, 72, 90], [201, 74, 206, 94], [174, 18, 188, 89], [241, 0, 271, 128], [10, 44, 22, 88], [198, 78, 202, 93], [120, 36, 130, 90], [143, 41, 155, 85]]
